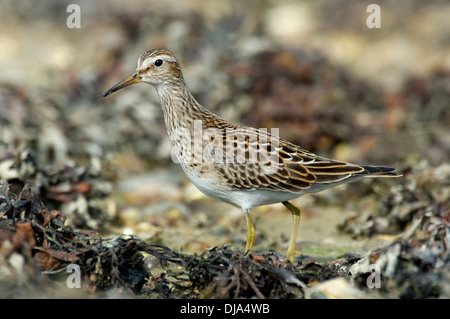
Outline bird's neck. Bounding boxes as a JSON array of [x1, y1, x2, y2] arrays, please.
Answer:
[[156, 81, 215, 138]]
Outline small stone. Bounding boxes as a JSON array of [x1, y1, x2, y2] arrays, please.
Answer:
[[305, 277, 371, 299], [118, 207, 142, 226]]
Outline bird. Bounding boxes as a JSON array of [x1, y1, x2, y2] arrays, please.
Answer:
[[103, 49, 401, 262]]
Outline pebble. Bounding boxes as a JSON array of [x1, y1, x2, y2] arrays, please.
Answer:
[[305, 278, 373, 299]]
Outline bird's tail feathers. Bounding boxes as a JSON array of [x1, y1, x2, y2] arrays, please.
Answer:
[[360, 165, 402, 177]]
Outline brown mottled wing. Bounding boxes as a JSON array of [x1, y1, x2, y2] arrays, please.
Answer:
[[211, 127, 368, 193]]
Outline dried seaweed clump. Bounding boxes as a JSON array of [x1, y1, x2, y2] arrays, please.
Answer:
[[0, 146, 114, 230], [144, 247, 307, 299], [0, 181, 138, 295], [142, 247, 367, 299], [351, 211, 450, 298], [339, 162, 450, 237]]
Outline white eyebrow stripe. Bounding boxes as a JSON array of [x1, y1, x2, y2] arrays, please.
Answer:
[[139, 55, 178, 68], [151, 55, 177, 62]]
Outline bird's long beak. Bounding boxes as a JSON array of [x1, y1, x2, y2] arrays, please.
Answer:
[[102, 72, 142, 97]]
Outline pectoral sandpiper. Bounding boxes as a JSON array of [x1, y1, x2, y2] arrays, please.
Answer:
[[103, 49, 401, 262]]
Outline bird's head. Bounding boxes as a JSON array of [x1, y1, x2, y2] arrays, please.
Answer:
[[103, 49, 182, 97]]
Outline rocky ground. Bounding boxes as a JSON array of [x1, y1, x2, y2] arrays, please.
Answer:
[[0, 0, 449, 298]]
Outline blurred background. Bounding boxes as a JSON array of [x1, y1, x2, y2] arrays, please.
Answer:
[[0, 0, 449, 258]]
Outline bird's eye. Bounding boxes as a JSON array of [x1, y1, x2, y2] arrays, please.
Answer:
[[155, 59, 163, 67]]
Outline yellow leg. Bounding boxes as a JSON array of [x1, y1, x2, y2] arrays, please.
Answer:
[[282, 201, 302, 263], [244, 210, 256, 254]]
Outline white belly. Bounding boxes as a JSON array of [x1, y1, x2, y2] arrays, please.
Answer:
[[182, 166, 304, 211]]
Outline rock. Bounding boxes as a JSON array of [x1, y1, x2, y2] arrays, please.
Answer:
[[305, 278, 373, 299]]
